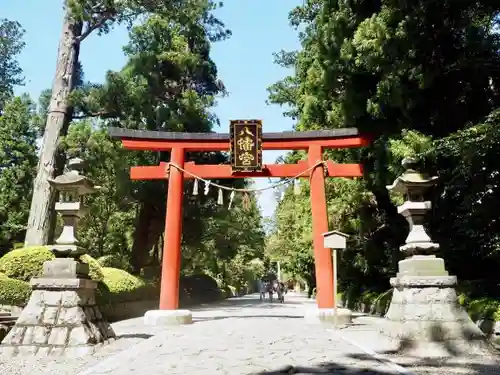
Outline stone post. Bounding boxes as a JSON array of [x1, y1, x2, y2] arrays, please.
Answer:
[[381, 158, 486, 357], [0, 158, 115, 357]]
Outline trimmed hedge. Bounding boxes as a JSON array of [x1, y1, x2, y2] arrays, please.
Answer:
[[96, 267, 159, 305], [0, 247, 103, 282], [0, 277, 31, 306], [0, 248, 236, 311], [0, 247, 54, 281], [97, 255, 132, 273]]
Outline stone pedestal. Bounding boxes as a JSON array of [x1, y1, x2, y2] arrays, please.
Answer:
[[144, 309, 193, 326], [381, 256, 487, 357], [0, 259, 115, 357], [304, 307, 352, 326]]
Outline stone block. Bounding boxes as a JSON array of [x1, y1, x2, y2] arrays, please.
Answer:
[[0, 346, 18, 356], [48, 327, 68, 346], [16, 306, 43, 325], [27, 290, 44, 307], [42, 307, 59, 325], [303, 307, 352, 326], [58, 306, 85, 325], [33, 327, 50, 345], [43, 258, 89, 279], [3, 327, 25, 345], [50, 347, 65, 356], [93, 307, 103, 320], [22, 327, 35, 344], [398, 256, 448, 277], [84, 306, 95, 320], [31, 277, 96, 290], [61, 290, 82, 307], [17, 346, 38, 356], [68, 326, 92, 345], [88, 321, 102, 342], [36, 347, 51, 356], [43, 291, 63, 306], [144, 309, 193, 326]]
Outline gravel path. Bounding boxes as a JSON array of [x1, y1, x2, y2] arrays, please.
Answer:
[[0, 293, 402, 375]]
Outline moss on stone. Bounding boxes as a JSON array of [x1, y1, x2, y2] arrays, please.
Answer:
[[0, 277, 31, 306]]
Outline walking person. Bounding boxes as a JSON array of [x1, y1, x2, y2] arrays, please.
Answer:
[[276, 281, 285, 303], [259, 279, 266, 301]]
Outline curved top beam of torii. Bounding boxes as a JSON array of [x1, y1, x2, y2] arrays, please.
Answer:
[[107, 126, 371, 151]]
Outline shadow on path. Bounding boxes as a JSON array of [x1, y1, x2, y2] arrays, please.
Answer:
[[347, 351, 500, 375], [193, 314, 303, 322], [248, 362, 399, 374], [115, 333, 154, 340]]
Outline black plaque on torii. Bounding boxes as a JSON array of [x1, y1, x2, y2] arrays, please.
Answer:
[[230, 120, 263, 172]]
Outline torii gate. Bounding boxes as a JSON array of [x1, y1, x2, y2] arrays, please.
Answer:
[[109, 123, 370, 323]]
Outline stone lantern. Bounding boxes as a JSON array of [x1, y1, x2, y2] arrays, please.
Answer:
[[382, 158, 485, 358], [0, 158, 115, 357], [48, 157, 96, 259]]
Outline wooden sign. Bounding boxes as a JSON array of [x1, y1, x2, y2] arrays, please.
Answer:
[[230, 120, 263, 171], [323, 230, 349, 249]]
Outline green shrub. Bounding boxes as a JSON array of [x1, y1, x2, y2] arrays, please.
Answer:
[[0, 246, 53, 281], [0, 277, 31, 306], [0, 247, 104, 283], [97, 255, 132, 273], [467, 297, 500, 321], [80, 254, 104, 282], [372, 289, 393, 315], [457, 293, 468, 306], [97, 267, 158, 304]]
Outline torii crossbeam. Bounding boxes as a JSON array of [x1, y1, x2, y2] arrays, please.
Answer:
[[109, 125, 370, 323]]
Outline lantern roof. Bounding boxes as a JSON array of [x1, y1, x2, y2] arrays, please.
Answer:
[[386, 157, 438, 195], [48, 158, 97, 195]]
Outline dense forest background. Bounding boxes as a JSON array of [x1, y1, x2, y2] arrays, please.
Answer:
[[1, 1, 500, 299]]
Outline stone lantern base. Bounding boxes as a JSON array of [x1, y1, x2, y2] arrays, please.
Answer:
[[0, 258, 115, 357], [380, 256, 488, 358]]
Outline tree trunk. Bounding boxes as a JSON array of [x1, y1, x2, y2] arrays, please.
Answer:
[[24, 10, 82, 246], [130, 203, 164, 274]]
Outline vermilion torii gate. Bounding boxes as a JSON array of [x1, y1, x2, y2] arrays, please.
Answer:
[[109, 124, 370, 322]]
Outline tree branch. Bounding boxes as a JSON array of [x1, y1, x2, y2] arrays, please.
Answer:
[[72, 110, 114, 119], [76, 13, 114, 43]]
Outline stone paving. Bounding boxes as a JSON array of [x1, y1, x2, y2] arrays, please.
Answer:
[[73, 293, 402, 375], [340, 315, 500, 375]]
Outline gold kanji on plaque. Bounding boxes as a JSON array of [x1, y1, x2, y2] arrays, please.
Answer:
[[230, 120, 263, 172]]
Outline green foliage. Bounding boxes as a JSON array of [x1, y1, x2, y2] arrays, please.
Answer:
[[97, 266, 158, 304], [97, 254, 132, 272], [0, 97, 38, 254], [0, 247, 53, 281], [0, 19, 25, 108], [80, 254, 104, 282], [0, 276, 31, 306], [0, 247, 104, 282], [266, 0, 500, 300]]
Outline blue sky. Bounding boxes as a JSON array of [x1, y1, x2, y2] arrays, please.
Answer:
[[2, 0, 301, 218]]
